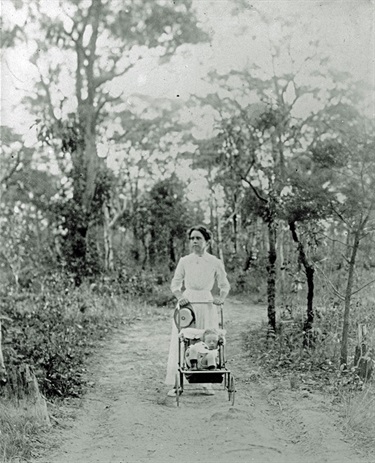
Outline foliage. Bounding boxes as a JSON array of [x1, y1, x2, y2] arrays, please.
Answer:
[[0, 271, 161, 399], [243, 319, 338, 385], [139, 175, 199, 267], [227, 253, 268, 298], [242, 297, 375, 390], [5, 0, 209, 280]]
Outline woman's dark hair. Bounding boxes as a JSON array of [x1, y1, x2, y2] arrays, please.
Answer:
[[188, 225, 212, 242]]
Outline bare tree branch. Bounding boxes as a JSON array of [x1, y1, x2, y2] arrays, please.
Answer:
[[330, 201, 352, 229], [320, 232, 354, 249], [94, 91, 124, 120], [0, 150, 22, 187], [315, 264, 345, 301], [350, 279, 375, 296], [40, 77, 59, 123], [241, 176, 268, 203], [93, 62, 135, 89]]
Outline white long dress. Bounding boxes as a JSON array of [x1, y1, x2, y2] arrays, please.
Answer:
[[165, 252, 230, 385]]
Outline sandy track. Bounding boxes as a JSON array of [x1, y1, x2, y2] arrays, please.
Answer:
[[34, 300, 372, 463]]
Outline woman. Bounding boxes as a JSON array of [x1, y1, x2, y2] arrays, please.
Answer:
[[165, 225, 230, 395]]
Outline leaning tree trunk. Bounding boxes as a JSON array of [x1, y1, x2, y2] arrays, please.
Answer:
[[289, 221, 315, 347], [0, 321, 7, 385]]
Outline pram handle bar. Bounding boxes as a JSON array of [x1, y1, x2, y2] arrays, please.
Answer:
[[177, 301, 223, 306], [176, 301, 224, 330]]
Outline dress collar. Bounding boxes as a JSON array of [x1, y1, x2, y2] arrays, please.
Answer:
[[189, 251, 210, 262]]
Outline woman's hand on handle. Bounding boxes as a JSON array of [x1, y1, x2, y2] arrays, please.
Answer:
[[178, 297, 190, 307], [213, 297, 224, 305]]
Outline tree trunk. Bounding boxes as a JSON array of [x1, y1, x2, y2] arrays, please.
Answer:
[[103, 203, 114, 271], [149, 229, 156, 265], [82, 130, 99, 213], [243, 251, 252, 272], [266, 218, 277, 333], [340, 226, 362, 366], [0, 321, 7, 385], [289, 221, 315, 346], [304, 266, 315, 343], [65, 208, 89, 286], [232, 210, 238, 253], [209, 198, 217, 256], [132, 224, 141, 262], [278, 228, 285, 303], [169, 233, 176, 270], [217, 212, 224, 262]]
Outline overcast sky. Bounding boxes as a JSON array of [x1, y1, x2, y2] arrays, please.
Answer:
[[1, 0, 374, 137]]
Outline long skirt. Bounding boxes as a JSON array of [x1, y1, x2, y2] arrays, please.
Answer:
[[164, 289, 219, 386]]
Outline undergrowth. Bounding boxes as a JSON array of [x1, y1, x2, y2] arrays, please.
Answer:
[[242, 297, 374, 391], [0, 270, 171, 462], [242, 305, 340, 388], [242, 295, 375, 456], [0, 400, 45, 463], [1, 270, 171, 399], [342, 385, 375, 452]]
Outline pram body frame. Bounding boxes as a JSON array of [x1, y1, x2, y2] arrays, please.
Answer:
[[174, 301, 235, 406]]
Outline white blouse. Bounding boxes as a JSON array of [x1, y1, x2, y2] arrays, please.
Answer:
[[170, 252, 230, 297]]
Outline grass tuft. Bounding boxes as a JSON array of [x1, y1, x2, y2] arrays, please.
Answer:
[[0, 400, 48, 463], [342, 385, 375, 453]]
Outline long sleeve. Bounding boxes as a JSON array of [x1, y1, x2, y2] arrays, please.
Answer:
[[216, 260, 230, 299], [170, 258, 185, 297]]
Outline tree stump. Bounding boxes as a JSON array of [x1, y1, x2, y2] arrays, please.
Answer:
[[2, 364, 51, 426], [354, 324, 373, 382]]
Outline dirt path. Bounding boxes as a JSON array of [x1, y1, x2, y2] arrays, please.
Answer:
[[34, 299, 372, 463]]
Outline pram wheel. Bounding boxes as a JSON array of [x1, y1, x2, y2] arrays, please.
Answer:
[[175, 372, 183, 406], [228, 376, 235, 406]]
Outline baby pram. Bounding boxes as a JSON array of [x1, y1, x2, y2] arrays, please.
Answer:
[[174, 301, 236, 407]]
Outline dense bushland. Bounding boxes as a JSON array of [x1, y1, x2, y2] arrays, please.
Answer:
[[1, 270, 171, 400], [241, 290, 375, 450], [242, 293, 375, 388], [0, 269, 174, 462]]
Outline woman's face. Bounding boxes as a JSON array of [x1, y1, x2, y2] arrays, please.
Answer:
[[189, 230, 207, 255]]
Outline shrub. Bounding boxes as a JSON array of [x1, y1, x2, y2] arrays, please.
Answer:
[[0, 272, 154, 399], [241, 303, 344, 386], [242, 296, 374, 391]]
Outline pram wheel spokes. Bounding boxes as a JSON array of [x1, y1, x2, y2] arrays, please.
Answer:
[[228, 375, 236, 406], [175, 372, 183, 406]]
